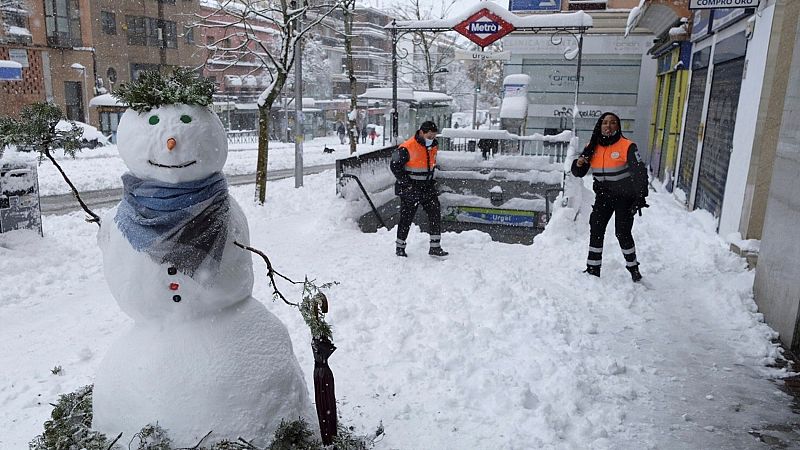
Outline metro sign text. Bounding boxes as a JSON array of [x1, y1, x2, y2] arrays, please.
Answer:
[[469, 22, 499, 34], [453, 8, 515, 48]]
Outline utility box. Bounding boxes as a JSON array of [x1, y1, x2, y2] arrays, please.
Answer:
[[0, 160, 43, 235]]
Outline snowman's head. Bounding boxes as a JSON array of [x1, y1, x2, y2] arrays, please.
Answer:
[[117, 104, 228, 184]]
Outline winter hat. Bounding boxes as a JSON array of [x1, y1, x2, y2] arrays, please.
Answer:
[[420, 121, 439, 133]]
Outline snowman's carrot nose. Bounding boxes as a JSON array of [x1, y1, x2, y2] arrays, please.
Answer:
[[166, 137, 177, 151]]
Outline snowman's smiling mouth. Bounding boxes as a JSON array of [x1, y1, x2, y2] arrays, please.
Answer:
[[148, 160, 197, 169]]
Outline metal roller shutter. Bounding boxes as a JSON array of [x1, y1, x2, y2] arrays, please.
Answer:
[[676, 67, 707, 195], [694, 56, 745, 217]]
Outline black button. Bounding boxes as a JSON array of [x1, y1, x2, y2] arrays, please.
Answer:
[[172, 295, 181, 303], [167, 267, 177, 275]]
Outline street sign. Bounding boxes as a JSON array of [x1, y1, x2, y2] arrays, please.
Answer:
[[509, 0, 561, 12], [455, 50, 511, 61], [689, 0, 759, 9], [453, 8, 516, 48], [0, 60, 22, 81]]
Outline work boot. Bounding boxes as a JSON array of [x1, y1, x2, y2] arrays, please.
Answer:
[[584, 265, 601, 277], [429, 247, 449, 257], [627, 265, 642, 282], [396, 247, 407, 257]]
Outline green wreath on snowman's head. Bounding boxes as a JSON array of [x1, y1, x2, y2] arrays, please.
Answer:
[[113, 68, 216, 113]]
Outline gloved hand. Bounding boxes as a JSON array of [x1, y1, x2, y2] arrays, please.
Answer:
[[631, 197, 649, 216]]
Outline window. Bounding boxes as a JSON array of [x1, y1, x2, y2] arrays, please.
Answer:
[[44, 0, 82, 47], [64, 81, 84, 121], [146, 18, 161, 47], [184, 25, 194, 45], [131, 63, 160, 80], [164, 21, 177, 48], [101, 11, 116, 35], [126, 15, 147, 46]]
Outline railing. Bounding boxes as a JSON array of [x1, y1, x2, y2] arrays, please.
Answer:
[[335, 145, 396, 197], [437, 129, 573, 163], [227, 130, 259, 144]]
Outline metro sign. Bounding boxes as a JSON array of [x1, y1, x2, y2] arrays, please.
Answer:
[[453, 8, 515, 48]]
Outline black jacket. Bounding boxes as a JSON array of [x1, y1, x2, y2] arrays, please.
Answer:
[[390, 134, 439, 201]]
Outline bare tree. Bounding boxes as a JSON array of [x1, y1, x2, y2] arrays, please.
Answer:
[[197, 0, 338, 205], [393, 0, 459, 91], [340, 0, 358, 154]]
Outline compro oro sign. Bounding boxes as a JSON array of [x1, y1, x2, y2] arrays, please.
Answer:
[[689, 0, 760, 9], [453, 8, 515, 48]]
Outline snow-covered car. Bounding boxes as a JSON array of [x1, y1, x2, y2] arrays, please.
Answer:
[[55, 120, 111, 149]]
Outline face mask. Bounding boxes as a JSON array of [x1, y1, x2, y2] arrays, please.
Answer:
[[425, 138, 434, 147]]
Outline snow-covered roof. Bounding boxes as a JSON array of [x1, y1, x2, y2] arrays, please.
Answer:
[[499, 96, 528, 120], [55, 120, 110, 145], [6, 26, 31, 37], [503, 74, 531, 86], [359, 88, 452, 104], [388, 2, 592, 30], [624, 0, 645, 37], [89, 94, 125, 107], [0, 60, 22, 69]]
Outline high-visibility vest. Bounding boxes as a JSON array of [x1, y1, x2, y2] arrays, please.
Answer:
[[590, 137, 633, 183], [401, 135, 437, 181]]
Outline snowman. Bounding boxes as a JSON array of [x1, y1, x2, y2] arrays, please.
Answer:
[[92, 76, 316, 446]]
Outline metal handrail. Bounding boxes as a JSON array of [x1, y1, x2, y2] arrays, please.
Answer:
[[339, 173, 388, 230]]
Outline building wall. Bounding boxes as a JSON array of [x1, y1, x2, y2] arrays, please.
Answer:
[[90, 0, 204, 91], [504, 31, 656, 150], [753, 5, 800, 350], [0, 46, 45, 118], [738, 0, 799, 240], [718, 3, 776, 236]]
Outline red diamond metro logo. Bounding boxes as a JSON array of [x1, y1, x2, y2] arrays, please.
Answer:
[[453, 8, 515, 48]]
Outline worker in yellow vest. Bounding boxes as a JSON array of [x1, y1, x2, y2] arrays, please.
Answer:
[[571, 112, 649, 281], [390, 121, 448, 258]]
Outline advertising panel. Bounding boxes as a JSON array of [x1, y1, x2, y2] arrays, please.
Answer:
[[509, 0, 562, 12]]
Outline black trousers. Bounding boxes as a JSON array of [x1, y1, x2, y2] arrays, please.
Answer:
[[396, 195, 441, 242], [587, 192, 638, 268]]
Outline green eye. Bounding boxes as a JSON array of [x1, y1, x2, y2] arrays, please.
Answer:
[[180, 115, 192, 124], [148, 115, 159, 125]]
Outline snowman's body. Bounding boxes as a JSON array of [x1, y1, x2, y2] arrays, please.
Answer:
[[92, 105, 315, 446]]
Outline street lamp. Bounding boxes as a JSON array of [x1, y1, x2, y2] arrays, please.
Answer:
[[70, 63, 89, 124]]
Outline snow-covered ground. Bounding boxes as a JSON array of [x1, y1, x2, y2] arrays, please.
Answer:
[[33, 135, 367, 196], [1, 141, 799, 448]]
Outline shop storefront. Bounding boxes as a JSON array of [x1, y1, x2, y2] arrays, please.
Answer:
[[649, 42, 691, 186]]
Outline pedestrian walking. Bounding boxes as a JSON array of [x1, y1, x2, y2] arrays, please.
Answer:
[[369, 127, 378, 145], [336, 121, 346, 144], [361, 123, 368, 143], [571, 112, 649, 281], [390, 121, 448, 258]]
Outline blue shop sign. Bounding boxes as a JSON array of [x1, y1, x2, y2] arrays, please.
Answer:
[[509, 0, 561, 12], [0, 61, 22, 81]]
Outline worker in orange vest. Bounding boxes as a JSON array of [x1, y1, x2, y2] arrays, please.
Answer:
[[571, 112, 649, 281], [390, 121, 448, 258]]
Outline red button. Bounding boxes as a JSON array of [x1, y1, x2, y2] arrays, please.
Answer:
[[169, 283, 179, 291]]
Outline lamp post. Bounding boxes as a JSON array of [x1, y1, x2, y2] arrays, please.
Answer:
[[70, 63, 89, 124]]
